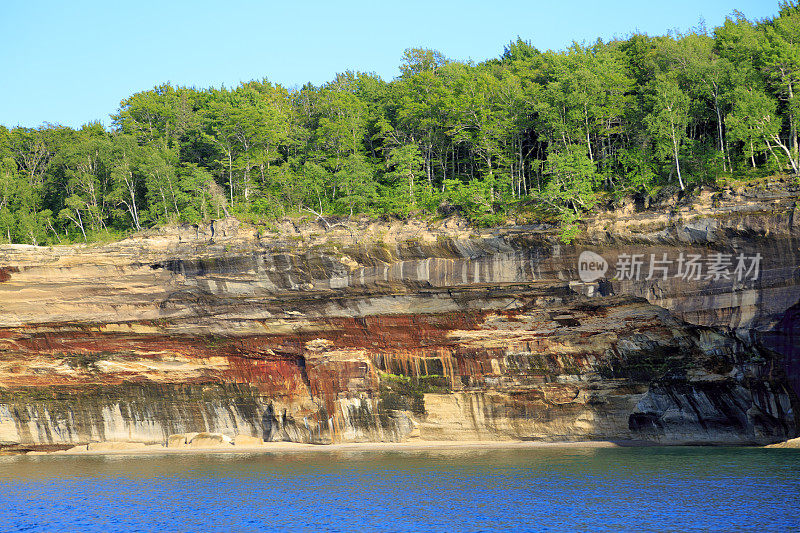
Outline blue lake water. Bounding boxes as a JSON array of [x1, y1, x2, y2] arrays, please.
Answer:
[[1, 446, 799, 532]]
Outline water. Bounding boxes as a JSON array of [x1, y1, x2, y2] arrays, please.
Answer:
[[1, 447, 798, 532]]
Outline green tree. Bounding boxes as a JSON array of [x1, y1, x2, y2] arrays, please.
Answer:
[[646, 72, 690, 189], [335, 153, 377, 215], [55, 125, 112, 232], [542, 147, 598, 237], [759, 2, 800, 171], [108, 134, 143, 230], [384, 143, 424, 215], [140, 146, 181, 223]]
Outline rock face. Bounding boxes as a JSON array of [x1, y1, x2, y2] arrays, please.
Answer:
[[0, 184, 798, 448], [765, 436, 800, 448]]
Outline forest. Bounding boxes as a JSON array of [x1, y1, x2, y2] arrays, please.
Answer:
[[1, 3, 799, 245]]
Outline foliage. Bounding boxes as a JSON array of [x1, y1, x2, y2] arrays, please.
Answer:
[[2, 5, 800, 245]]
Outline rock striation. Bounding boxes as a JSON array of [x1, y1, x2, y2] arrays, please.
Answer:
[[0, 183, 798, 450]]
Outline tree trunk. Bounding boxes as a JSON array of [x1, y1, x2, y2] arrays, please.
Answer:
[[168, 174, 180, 218], [243, 152, 250, 201], [75, 210, 87, 242], [713, 93, 727, 172], [768, 131, 799, 174], [789, 81, 798, 169], [127, 172, 141, 231], [426, 147, 432, 186], [765, 138, 782, 168], [409, 170, 415, 206], [585, 110, 593, 162], [228, 152, 234, 207], [670, 120, 685, 190], [160, 187, 169, 221], [46, 219, 61, 243]]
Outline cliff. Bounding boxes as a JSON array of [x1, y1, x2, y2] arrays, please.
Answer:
[[1, 181, 798, 450]]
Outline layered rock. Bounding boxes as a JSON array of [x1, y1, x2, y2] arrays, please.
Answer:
[[0, 183, 798, 449]]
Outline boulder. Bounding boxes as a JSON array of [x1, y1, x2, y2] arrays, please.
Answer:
[[188, 432, 233, 448], [234, 434, 264, 447], [167, 434, 189, 448]]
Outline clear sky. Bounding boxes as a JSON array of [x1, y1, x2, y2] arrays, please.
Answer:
[[0, 0, 780, 129]]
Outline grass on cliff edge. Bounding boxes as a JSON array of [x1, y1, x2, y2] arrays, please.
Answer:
[[8, 173, 797, 249]]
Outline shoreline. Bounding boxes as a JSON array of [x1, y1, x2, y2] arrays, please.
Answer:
[[4, 438, 795, 457], [15, 439, 627, 457]]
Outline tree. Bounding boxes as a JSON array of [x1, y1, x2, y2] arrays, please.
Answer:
[[201, 89, 244, 206], [759, 2, 800, 171], [56, 125, 112, 232], [15, 208, 50, 245], [542, 147, 598, 242], [384, 144, 424, 215], [399, 48, 448, 77], [112, 84, 194, 148], [140, 146, 181, 223], [58, 195, 88, 242], [662, 32, 735, 170], [616, 147, 658, 198], [10, 126, 52, 193], [728, 85, 798, 173], [177, 163, 215, 222], [335, 153, 377, 216], [646, 72, 690, 189], [0, 208, 14, 243], [109, 134, 143, 231]]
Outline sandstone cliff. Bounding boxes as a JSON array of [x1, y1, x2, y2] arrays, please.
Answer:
[[0, 182, 798, 450]]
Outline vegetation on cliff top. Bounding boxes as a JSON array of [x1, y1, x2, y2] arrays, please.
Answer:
[[1, 3, 800, 245]]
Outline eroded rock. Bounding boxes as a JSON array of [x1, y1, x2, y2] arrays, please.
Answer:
[[189, 433, 233, 448], [234, 435, 264, 446], [0, 187, 798, 448]]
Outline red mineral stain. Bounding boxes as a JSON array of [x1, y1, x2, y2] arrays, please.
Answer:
[[0, 266, 19, 282], [0, 307, 584, 395]]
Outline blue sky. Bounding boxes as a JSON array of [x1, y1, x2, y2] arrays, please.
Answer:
[[0, 0, 780, 129]]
